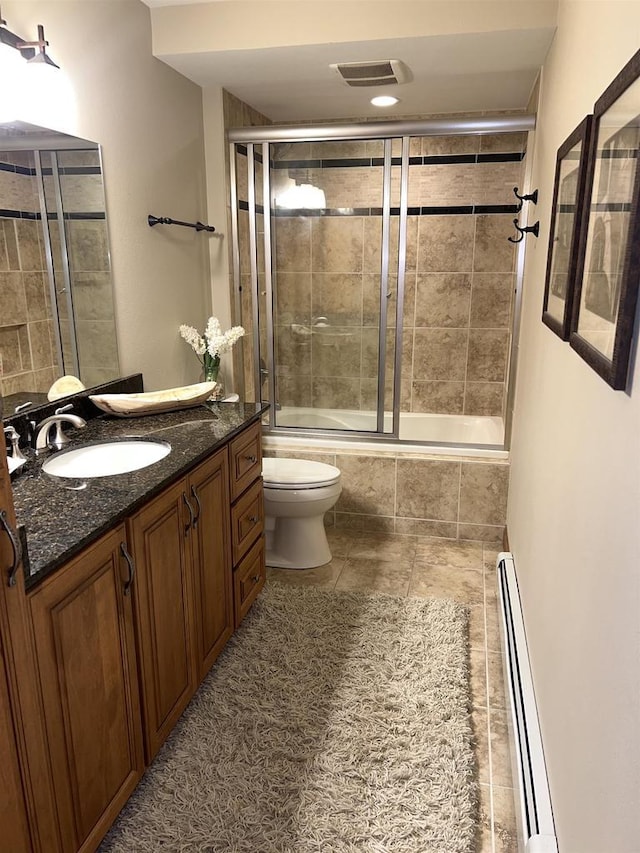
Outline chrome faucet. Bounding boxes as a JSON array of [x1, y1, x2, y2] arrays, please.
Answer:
[[35, 406, 87, 453], [3, 426, 26, 461]]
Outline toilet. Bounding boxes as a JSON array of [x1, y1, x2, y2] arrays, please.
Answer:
[[262, 457, 342, 569]]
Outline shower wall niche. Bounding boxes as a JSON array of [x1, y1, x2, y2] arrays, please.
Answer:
[[230, 117, 531, 449]]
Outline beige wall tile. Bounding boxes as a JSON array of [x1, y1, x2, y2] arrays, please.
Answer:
[[470, 273, 514, 328], [276, 325, 311, 376], [67, 221, 109, 272], [422, 135, 481, 155], [274, 217, 311, 272], [28, 320, 54, 371], [467, 329, 510, 382], [311, 216, 363, 273], [464, 382, 505, 417], [0, 327, 21, 374], [0, 271, 27, 325], [459, 463, 509, 526], [335, 454, 396, 516], [274, 272, 311, 324], [396, 458, 460, 520], [458, 523, 505, 544], [311, 272, 363, 325], [480, 132, 527, 153], [394, 518, 458, 538], [23, 272, 50, 323], [312, 377, 360, 409], [415, 272, 472, 327], [0, 220, 19, 270], [411, 380, 465, 414], [275, 374, 312, 407], [473, 215, 516, 273], [335, 512, 395, 532], [413, 328, 468, 381], [311, 327, 362, 378], [417, 215, 475, 272]]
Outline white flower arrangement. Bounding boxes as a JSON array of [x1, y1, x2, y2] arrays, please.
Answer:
[[179, 316, 245, 378]]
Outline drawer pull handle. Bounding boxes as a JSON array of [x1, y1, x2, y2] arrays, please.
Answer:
[[183, 492, 195, 534], [120, 543, 136, 596], [247, 515, 259, 524], [244, 454, 257, 464], [0, 510, 22, 588], [190, 485, 202, 527]]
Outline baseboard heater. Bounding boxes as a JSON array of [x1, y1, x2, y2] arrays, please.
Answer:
[[496, 552, 558, 853]]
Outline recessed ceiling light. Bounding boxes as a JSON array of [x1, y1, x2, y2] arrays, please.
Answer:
[[371, 95, 400, 107]]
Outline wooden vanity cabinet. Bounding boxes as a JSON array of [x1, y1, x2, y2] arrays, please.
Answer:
[[229, 421, 265, 627], [28, 525, 144, 853], [129, 447, 234, 760], [0, 639, 32, 853], [127, 479, 197, 762], [186, 447, 233, 681]]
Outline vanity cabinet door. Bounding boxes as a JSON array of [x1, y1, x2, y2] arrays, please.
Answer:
[[0, 640, 32, 853], [128, 479, 197, 762], [187, 448, 233, 681], [28, 525, 144, 853]]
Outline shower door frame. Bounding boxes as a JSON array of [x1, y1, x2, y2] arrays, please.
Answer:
[[229, 114, 536, 450]]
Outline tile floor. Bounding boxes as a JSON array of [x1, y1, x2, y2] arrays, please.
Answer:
[[267, 528, 518, 853]]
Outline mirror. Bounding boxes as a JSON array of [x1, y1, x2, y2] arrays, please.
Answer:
[[0, 121, 119, 415]]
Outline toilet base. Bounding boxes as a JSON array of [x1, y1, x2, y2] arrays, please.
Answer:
[[265, 515, 332, 569]]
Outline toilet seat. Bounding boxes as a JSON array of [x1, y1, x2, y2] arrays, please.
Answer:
[[262, 457, 341, 489]]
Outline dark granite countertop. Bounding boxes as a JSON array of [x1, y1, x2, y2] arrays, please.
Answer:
[[10, 401, 267, 590]]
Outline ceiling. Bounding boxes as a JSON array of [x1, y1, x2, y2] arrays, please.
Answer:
[[141, 1, 556, 121]]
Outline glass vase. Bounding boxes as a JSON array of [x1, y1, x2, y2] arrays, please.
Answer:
[[203, 353, 220, 383]]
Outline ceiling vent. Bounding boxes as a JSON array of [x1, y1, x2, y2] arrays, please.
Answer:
[[330, 59, 411, 88]]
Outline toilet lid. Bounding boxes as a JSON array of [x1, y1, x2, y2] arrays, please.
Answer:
[[262, 457, 341, 488]]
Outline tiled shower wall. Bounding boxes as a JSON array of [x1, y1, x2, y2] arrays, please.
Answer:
[[229, 119, 526, 418], [0, 151, 57, 398], [264, 444, 509, 543]]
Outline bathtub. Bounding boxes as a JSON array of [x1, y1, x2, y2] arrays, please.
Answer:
[[264, 406, 507, 460]]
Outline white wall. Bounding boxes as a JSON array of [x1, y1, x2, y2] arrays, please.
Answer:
[[508, 2, 640, 850], [4, 0, 210, 390]]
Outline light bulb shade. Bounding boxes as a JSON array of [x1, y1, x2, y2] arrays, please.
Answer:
[[27, 50, 59, 70]]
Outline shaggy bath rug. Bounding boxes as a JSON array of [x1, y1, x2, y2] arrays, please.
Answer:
[[101, 583, 478, 853]]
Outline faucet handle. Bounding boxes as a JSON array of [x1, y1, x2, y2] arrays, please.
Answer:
[[55, 403, 74, 415]]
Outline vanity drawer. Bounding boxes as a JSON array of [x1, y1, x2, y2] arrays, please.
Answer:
[[229, 421, 262, 501], [233, 536, 265, 628], [230, 478, 264, 565]]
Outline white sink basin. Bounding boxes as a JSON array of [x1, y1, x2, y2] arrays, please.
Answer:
[[43, 439, 171, 479]]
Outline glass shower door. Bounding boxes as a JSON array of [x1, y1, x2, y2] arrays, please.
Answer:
[[267, 138, 399, 433]]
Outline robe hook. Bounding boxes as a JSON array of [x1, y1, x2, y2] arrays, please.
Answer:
[[513, 187, 539, 211], [508, 219, 540, 244]]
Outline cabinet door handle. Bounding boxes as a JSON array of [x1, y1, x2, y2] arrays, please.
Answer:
[[120, 543, 135, 596], [247, 515, 259, 524], [190, 485, 202, 527], [251, 574, 261, 584], [0, 510, 22, 588], [244, 454, 257, 464], [182, 492, 195, 534]]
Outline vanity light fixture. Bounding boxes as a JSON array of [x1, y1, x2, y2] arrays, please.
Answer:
[[371, 95, 400, 107], [0, 10, 59, 73]]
